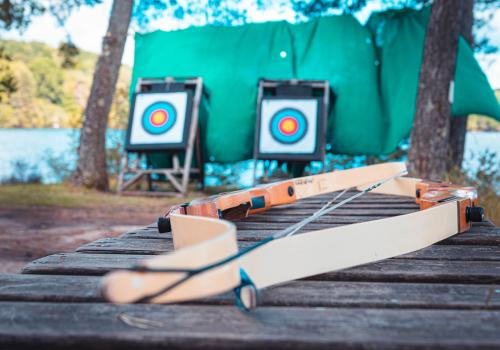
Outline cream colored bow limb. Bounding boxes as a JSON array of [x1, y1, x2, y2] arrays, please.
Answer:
[[101, 165, 473, 307]]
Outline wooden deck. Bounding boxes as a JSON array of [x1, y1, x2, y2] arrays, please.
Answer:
[[1, 191, 499, 349]]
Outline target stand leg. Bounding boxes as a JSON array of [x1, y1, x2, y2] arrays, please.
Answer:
[[117, 153, 128, 194]]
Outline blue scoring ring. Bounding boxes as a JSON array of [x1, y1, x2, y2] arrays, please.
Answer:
[[141, 101, 177, 135], [269, 108, 308, 144]]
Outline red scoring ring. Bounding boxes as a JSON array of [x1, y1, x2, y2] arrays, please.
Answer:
[[278, 116, 299, 135], [149, 109, 169, 127]]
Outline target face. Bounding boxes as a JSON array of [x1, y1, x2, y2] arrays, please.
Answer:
[[126, 91, 191, 151], [270, 108, 308, 144], [257, 98, 321, 159], [141, 101, 177, 135]]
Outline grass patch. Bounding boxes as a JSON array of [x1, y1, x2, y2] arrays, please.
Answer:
[[477, 189, 500, 226], [0, 183, 200, 209]]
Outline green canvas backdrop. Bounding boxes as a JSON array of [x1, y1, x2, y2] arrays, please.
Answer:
[[131, 7, 500, 163]]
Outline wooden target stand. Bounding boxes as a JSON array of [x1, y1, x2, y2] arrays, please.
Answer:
[[118, 77, 204, 197], [252, 79, 330, 185]]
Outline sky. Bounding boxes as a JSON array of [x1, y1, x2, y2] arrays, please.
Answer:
[[2, 0, 500, 88]]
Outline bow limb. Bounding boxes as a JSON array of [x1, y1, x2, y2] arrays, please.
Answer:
[[101, 215, 240, 304], [357, 176, 422, 197], [240, 201, 459, 289], [292, 162, 407, 199]]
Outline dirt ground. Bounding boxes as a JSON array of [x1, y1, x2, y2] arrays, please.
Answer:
[[0, 205, 161, 273]]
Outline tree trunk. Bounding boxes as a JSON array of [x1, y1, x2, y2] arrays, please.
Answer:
[[448, 0, 474, 169], [407, 0, 462, 179], [72, 0, 133, 191]]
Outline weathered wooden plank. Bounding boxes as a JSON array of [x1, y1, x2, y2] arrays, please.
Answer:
[[240, 213, 412, 224], [0, 274, 102, 302], [1, 274, 498, 310], [76, 238, 500, 262], [472, 220, 497, 228], [77, 238, 177, 255], [438, 227, 500, 246], [22, 253, 146, 275], [267, 203, 420, 212], [260, 206, 418, 219], [327, 259, 500, 283], [300, 196, 416, 204], [400, 245, 500, 260], [234, 220, 378, 230], [121, 225, 500, 246], [1, 302, 499, 349], [22, 252, 500, 283]]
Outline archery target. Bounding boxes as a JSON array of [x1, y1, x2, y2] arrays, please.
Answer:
[[269, 108, 308, 144], [128, 92, 189, 149], [141, 101, 177, 135], [258, 98, 318, 155]]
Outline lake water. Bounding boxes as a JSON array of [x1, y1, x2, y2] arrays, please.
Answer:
[[0, 129, 124, 184], [0, 128, 499, 187]]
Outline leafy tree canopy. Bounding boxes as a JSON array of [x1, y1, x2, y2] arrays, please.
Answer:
[[0, 47, 17, 102], [0, 39, 130, 128], [131, 0, 498, 53], [0, 0, 103, 31]]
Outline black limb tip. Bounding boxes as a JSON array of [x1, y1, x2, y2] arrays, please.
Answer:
[[157, 217, 172, 233], [466, 207, 484, 223]]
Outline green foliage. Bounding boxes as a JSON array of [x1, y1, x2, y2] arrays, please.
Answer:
[[468, 114, 500, 131], [0, 0, 102, 31], [58, 42, 80, 68], [29, 57, 64, 104], [1, 159, 42, 184], [133, 0, 249, 28], [0, 0, 44, 30], [0, 39, 131, 129], [290, 0, 369, 17], [0, 47, 17, 102], [467, 90, 500, 131]]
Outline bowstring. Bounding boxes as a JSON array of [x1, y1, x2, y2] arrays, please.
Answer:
[[273, 188, 349, 239], [275, 169, 408, 238]]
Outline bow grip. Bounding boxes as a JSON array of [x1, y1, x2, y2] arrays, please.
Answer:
[[216, 181, 297, 217]]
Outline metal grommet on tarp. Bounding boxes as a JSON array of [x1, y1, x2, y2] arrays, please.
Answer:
[[233, 268, 259, 311]]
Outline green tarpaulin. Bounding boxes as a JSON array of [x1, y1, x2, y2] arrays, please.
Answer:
[[131, 7, 500, 163], [366, 7, 500, 152]]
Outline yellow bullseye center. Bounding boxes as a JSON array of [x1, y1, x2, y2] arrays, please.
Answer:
[[281, 118, 297, 133], [151, 111, 167, 125]]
